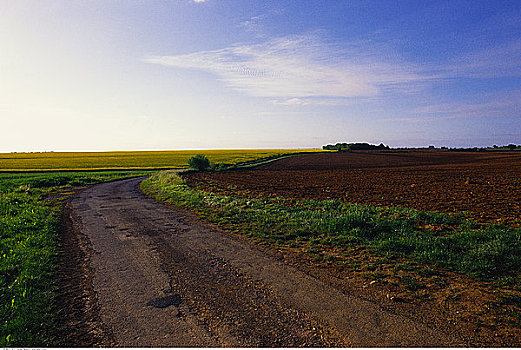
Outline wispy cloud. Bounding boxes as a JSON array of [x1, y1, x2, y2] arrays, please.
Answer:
[[383, 90, 521, 123], [238, 15, 266, 33], [144, 34, 431, 100], [144, 30, 521, 120], [271, 98, 311, 106], [270, 97, 361, 106], [237, 8, 285, 37], [443, 39, 521, 78]]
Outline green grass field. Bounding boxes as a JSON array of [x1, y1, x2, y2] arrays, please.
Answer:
[[0, 171, 149, 347], [0, 149, 320, 171]]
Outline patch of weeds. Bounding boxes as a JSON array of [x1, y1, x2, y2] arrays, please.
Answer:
[[399, 275, 426, 291], [348, 262, 362, 272], [365, 264, 377, 271], [309, 237, 321, 245], [312, 253, 325, 262], [432, 276, 449, 288], [363, 271, 387, 280], [489, 293, 521, 327], [506, 311, 521, 326], [413, 290, 432, 300], [418, 266, 442, 277], [394, 262, 418, 272], [445, 289, 461, 301], [325, 254, 338, 263], [497, 293, 521, 306], [496, 275, 517, 288], [321, 234, 359, 246], [306, 247, 319, 254], [445, 294, 460, 301], [374, 257, 394, 264], [306, 247, 325, 262], [474, 318, 486, 328], [287, 241, 301, 248], [377, 237, 415, 255]]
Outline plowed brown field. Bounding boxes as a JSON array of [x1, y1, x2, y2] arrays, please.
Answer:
[[185, 151, 521, 227]]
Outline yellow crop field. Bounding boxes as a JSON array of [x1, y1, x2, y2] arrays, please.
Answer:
[[0, 149, 322, 171]]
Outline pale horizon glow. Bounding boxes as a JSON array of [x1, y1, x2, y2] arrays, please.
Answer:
[[1, 1, 520, 152]]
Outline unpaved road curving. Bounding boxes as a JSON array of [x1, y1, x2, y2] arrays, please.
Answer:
[[60, 177, 463, 347]]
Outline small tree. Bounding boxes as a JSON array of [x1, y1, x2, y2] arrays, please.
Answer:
[[188, 154, 210, 171]]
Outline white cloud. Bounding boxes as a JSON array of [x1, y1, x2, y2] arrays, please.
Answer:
[[192, 0, 207, 3], [239, 15, 265, 31], [271, 98, 310, 106], [270, 97, 362, 106], [144, 34, 430, 100]]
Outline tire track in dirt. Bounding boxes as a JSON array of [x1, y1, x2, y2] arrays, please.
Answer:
[[62, 177, 462, 346]]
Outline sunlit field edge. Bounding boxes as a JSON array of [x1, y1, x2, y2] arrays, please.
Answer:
[[0, 149, 323, 171]]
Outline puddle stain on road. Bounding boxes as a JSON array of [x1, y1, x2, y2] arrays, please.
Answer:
[[147, 294, 182, 309]]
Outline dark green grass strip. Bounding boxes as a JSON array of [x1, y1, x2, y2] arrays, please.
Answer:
[[211, 151, 320, 170], [142, 171, 521, 282], [0, 171, 150, 347], [0, 192, 58, 346], [0, 171, 153, 193]]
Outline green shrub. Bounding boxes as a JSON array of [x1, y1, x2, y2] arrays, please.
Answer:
[[188, 154, 211, 171]]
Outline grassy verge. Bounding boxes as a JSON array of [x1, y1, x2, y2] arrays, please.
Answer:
[[0, 171, 150, 347], [141, 171, 521, 282], [209, 151, 320, 171], [143, 171, 521, 333]]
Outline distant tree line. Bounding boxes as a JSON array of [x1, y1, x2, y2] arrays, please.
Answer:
[[447, 144, 521, 152], [322, 142, 390, 151], [322, 142, 521, 152], [493, 144, 521, 151]]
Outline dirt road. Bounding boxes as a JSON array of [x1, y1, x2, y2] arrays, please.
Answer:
[[60, 177, 462, 347]]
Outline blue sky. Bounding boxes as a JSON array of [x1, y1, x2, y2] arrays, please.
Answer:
[[1, 0, 520, 151]]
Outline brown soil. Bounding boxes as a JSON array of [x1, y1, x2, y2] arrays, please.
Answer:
[[54, 205, 115, 347], [58, 177, 466, 347], [185, 151, 521, 227], [181, 151, 521, 346]]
